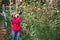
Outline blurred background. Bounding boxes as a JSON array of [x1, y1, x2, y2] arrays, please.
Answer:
[[0, 0, 60, 40]]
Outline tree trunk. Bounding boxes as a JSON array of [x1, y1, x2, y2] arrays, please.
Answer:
[[9, 0, 11, 13], [0, 22, 6, 40]]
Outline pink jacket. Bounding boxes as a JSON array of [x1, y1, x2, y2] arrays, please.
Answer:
[[11, 16, 22, 32]]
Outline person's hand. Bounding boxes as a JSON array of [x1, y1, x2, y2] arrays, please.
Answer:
[[15, 14, 19, 18], [15, 14, 17, 18]]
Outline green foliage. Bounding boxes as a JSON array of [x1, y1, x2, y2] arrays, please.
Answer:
[[0, 14, 4, 22], [5, 9, 11, 40], [5, 0, 60, 40], [57, 0, 60, 9]]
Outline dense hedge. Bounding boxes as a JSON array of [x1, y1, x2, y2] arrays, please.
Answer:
[[5, 0, 60, 40], [0, 14, 4, 22]]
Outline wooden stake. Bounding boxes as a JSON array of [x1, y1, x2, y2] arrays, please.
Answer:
[[9, 0, 11, 13]]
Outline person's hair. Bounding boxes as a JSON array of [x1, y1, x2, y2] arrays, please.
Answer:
[[11, 12, 16, 17], [19, 12, 22, 15]]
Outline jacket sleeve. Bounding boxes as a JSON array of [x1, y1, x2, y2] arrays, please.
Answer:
[[16, 17, 22, 23], [11, 18, 17, 24], [11, 17, 22, 24]]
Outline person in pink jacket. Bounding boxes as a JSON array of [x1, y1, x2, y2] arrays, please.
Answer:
[[11, 13, 22, 40]]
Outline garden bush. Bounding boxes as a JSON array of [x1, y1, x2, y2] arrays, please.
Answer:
[[5, 0, 60, 40]]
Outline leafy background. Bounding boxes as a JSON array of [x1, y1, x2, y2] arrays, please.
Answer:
[[2, 0, 60, 40]]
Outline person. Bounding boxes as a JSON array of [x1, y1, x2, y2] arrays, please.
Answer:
[[11, 13, 22, 40]]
